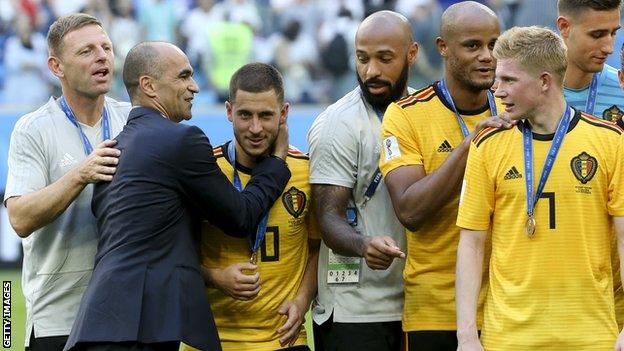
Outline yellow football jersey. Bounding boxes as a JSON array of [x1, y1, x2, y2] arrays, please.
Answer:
[[186, 142, 319, 351], [457, 110, 624, 350], [379, 83, 503, 331]]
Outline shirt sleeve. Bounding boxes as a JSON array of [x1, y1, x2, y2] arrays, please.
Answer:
[[379, 102, 424, 176], [177, 125, 290, 238], [308, 110, 359, 188], [4, 120, 48, 203], [456, 141, 494, 231]]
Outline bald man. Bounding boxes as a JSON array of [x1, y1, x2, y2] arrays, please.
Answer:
[[379, 2, 512, 350], [308, 10, 414, 351], [64, 42, 291, 351]]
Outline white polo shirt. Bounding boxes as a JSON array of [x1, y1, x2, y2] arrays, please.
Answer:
[[308, 87, 407, 324], [4, 96, 130, 345]]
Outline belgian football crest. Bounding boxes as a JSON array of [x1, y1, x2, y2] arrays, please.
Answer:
[[570, 152, 598, 184], [602, 105, 624, 122], [282, 186, 306, 218]]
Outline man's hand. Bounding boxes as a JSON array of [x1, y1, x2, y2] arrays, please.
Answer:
[[272, 114, 289, 161], [210, 263, 261, 300], [77, 139, 120, 184], [614, 329, 624, 351], [363, 236, 405, 270], [277, 299, 306, 347], [472, 112, 516, 137]]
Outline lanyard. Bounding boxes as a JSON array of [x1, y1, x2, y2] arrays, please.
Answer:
[[365, 108, 385, 202], [59, 96, 110, 156], [227, 141, 269, 258], [523, 106, 572, 221], [437, 80, 498, 138], [584, 73, 600, 115]]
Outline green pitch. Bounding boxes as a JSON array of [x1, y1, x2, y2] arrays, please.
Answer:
[[3, 269, 25, 351]]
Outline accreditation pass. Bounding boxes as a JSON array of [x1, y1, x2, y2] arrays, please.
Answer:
[[327, 249, 360, 283]]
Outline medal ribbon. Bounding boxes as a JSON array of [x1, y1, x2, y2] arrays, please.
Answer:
[[585, 73, 600, 116], [59, 96, 110, 156], [365, 108, 385, 202], [523, 105, 572, 221], [438, 79, 498, 138], [227, 141, 269, 256]]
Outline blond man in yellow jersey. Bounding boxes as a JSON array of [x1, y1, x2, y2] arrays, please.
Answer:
[[182, 63, 320, 351], [380, 2, 512, 350], [456, 26, 624, 351]]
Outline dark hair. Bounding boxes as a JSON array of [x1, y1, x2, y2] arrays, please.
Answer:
[[558, 0, 621, 15], [123, 42, 162, 100], [47, 13, 102, 56], [228, 63, 284, 103]]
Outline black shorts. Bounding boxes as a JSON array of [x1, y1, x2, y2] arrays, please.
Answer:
[[281, 346, 311, 351], [405, 330, 457, 351], [25, 330, 68, 351], [313, 317, 403, 351]]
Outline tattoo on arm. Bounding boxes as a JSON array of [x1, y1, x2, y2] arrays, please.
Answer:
[[313, 184, 366, 257]]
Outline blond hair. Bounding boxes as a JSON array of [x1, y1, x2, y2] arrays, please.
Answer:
[[47, 13, 102, 56], [493, 26, 567, 86]]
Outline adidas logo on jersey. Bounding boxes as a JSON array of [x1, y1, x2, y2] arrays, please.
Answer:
[[504, 166, 522, 180], [59, 152, 77, 168], [437, 140, 454, 152]]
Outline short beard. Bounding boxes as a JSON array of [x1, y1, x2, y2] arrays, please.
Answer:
[[449, 58, 494, 93], [358, 62, 409, 112]]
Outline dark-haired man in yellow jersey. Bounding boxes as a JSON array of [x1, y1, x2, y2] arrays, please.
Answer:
[[456, 26, 624, 351], [182, 63, 320, 351], [379, 2, 511, 350]]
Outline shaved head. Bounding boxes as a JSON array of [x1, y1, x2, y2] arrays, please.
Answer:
[[440, 1, 498, 40], [356, 10, 413, 48], [354, 10, 418, 110], [123, 42, 184, 101]]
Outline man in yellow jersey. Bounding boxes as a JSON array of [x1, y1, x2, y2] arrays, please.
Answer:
[[186, 62, 320, 351], [558, 0, 624, 327], [379, 2, 511, 350], [456, 26, 624, 351]]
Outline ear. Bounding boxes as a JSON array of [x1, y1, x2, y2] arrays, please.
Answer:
[[618, 70, 624, 90], [280, 102, 290, 124], [436, 37, 447, 58], [407, 42, 418, 66], [139, 75, 157, 98], [539, 71, 552, 92], [556, 16, 570, 39], [225, 101, 234, 122], [47, 56, 64, 79]]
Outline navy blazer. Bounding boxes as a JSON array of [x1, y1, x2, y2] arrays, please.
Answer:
[[65, 107, 290, 351]]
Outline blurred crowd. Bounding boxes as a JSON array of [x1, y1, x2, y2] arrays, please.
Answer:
[[0, 0, 559, 106]]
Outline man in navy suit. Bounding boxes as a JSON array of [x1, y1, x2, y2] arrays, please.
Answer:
[[64, 41, 291, 351]]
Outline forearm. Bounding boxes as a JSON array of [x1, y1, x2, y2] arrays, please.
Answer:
[[456, 229, 486, 341], [7, 167, 86, 237], [294, 239, 320, 308], [313, 184, 368, 257], [318, 211, 367, 257], [201, 266, 220, 288], [394, 141, 469, 230]]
